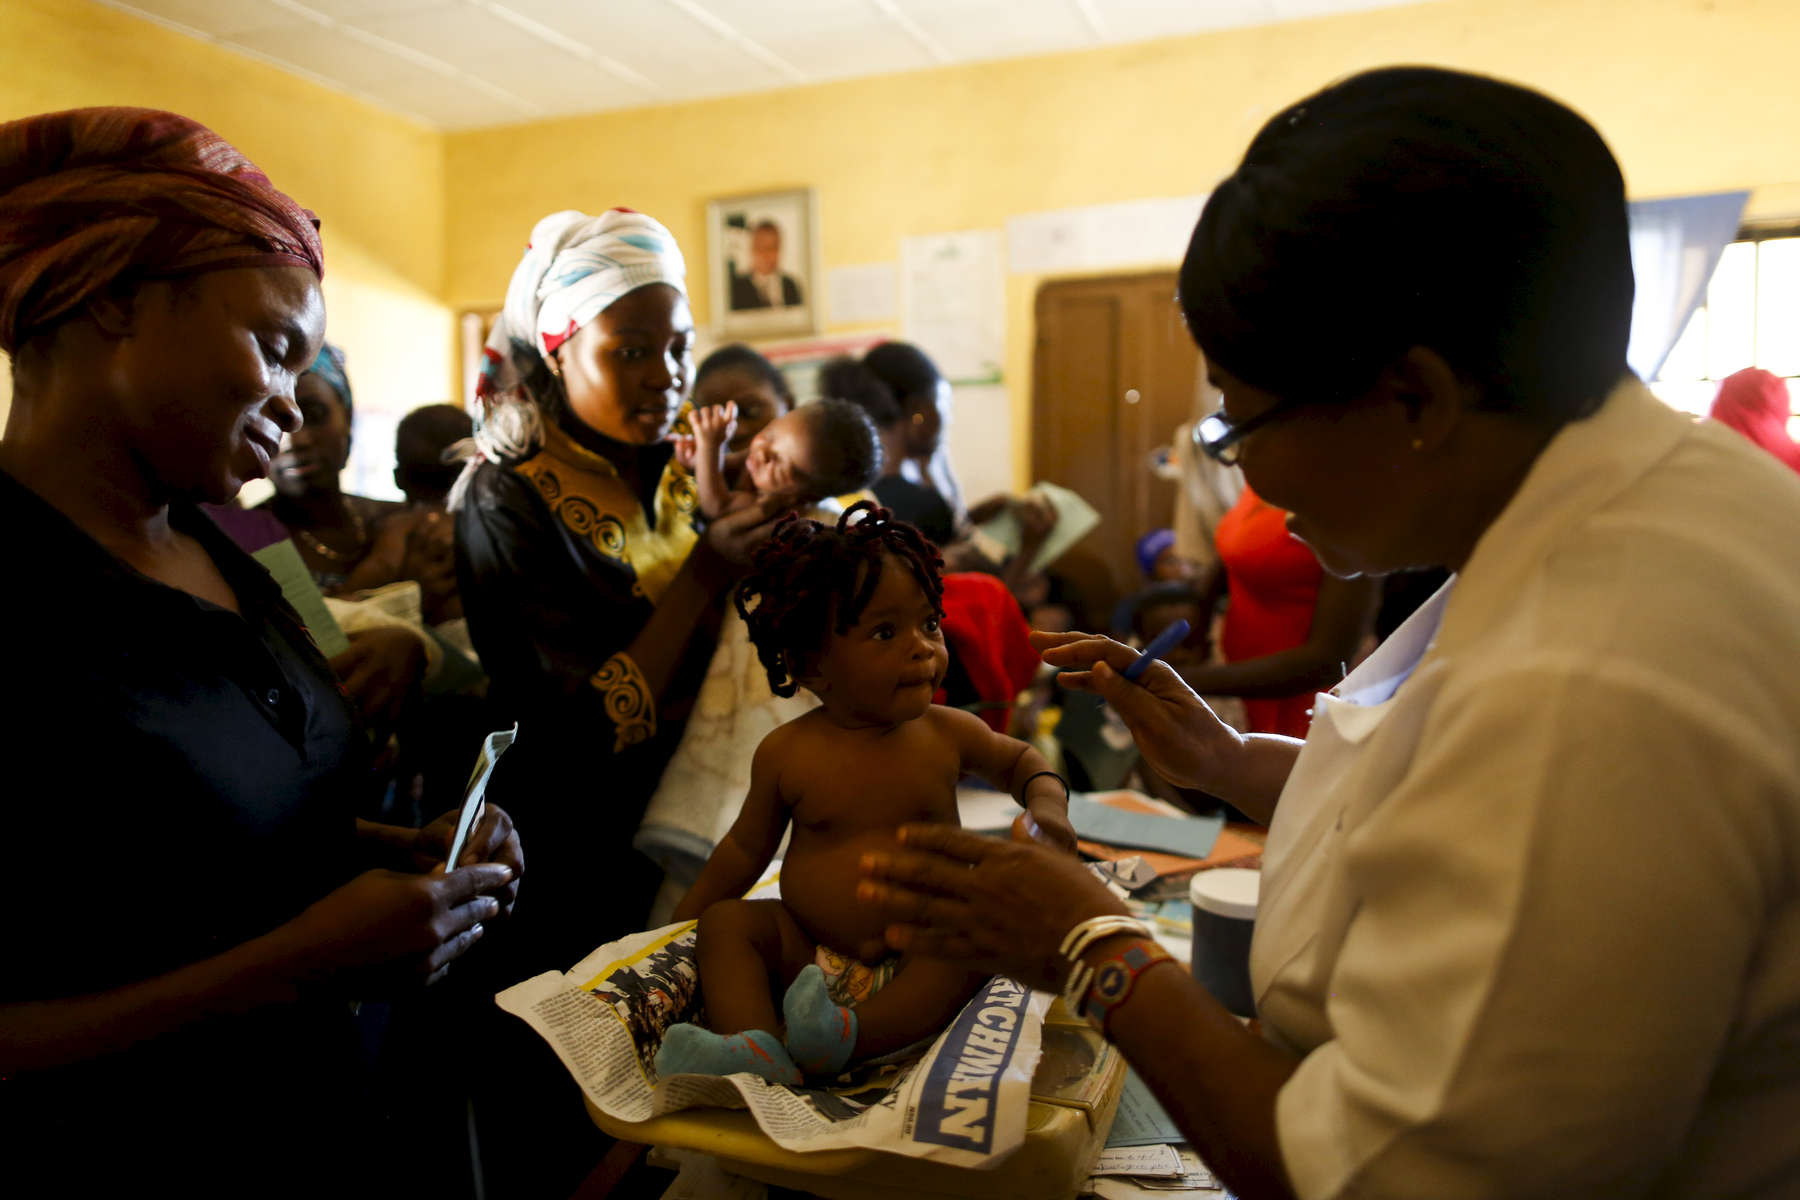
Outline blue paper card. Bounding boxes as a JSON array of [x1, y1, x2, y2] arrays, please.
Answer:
[[1067, 795, 1224, 858]]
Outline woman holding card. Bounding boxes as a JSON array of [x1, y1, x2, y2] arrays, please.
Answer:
[[0, 107, 522, 1193], [451, 209, 805, 980]]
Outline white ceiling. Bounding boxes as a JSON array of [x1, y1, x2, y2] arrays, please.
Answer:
[[98, 0, 1438, 130]]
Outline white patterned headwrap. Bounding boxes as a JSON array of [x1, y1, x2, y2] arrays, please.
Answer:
[[449, 208, 687, 511]]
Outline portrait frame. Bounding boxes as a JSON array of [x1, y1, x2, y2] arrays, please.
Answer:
[[707, 187, 821, 340]]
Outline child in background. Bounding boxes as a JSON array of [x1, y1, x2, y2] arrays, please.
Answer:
[[678, 398, 881, 519], [1135, 527, 1202, 583], [654, 503, 1077, 1085]]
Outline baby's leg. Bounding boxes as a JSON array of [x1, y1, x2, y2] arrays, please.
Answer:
[[655, 900, 815, 1085], [784, 955, 989, 1073], [696, 898, 817, 1034], [844, 957, 991, 1058]]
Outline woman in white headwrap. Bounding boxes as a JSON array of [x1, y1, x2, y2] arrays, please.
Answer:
[[453, 209, 797, 973]]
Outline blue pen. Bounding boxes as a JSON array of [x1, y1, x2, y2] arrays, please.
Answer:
[[1123, 618, 1191, 682]]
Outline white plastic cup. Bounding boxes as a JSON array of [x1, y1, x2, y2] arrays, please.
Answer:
[[1188, 868, 1261, 1017]]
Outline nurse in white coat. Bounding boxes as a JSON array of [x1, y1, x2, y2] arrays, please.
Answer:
[[856, 65, 1800, 1200]]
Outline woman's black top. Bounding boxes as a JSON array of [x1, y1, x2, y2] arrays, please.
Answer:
[[2, 468, 373, 1190], [454, 419, 714, 970]]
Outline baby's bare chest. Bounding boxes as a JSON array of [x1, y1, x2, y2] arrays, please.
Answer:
[[784, 728, 964, 836]]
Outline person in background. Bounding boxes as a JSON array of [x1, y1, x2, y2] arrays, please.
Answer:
[[822, 352, 1058, 599], [1708, 365, 1800, 473], [452, 207, 798, 1195], [821, 353, 956, 543], [395, 402, 474, 507], [861, 340, 1004, 539], [349, 402, 475, 630], [1136, 526, 1203, 583], [860, 340, 1086, 625], [452, 208, 796, 970], [262, 343, 402, 590], [256, 346, 445, 745], [689, 342, 794, 454], [855, 66, 1800, 1200], [1168, 363, 1246, 573], [0, 105, 521, 1195], [1111, 529, 1211, 665]]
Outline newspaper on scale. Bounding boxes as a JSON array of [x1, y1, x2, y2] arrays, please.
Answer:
[[496, 879, 1050, 1167]]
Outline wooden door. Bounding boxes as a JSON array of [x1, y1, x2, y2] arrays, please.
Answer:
[[1032, 272, 1201, 624]]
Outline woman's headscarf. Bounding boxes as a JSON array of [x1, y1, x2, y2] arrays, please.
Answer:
[[449, 208, 686, 510], [1708, 367, 1800, 474], [0, 107, 323, 354], [476, 208, 686, 404], [304, 342, 352, 419]]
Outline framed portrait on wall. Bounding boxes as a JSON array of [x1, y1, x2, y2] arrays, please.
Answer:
[[707, 187, 820, 339]]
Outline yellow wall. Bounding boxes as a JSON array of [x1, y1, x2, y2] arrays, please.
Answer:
[[6, 0, 1799, 487], [444, 0, 1800, 489], [0, 0, 456, 465]]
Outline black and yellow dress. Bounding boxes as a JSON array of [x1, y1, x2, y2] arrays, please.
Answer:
[[455, 415, 708, 971]]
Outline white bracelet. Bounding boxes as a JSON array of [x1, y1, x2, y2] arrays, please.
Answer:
[[1058, 915, 1153, 1010], [1060, 915, 1150, 960]]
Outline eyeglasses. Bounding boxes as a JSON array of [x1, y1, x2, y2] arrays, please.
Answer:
[[1193, 399, 1305, 465]]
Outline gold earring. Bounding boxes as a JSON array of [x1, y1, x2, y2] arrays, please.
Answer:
[[546, 354, 563, 379], [911, 412, 925, 425]]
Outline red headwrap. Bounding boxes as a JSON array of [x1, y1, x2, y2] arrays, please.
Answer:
[[0, 107, 324, 354], [1708, 367, 1800, 475]]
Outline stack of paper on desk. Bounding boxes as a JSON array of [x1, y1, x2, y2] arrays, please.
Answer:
[[1082, 1069, 1228, 1197]]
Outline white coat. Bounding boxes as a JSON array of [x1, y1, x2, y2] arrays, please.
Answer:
[[1250, 378, 1800, 1199]]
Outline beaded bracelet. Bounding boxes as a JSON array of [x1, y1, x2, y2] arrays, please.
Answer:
[[1058, 915, 1154, 1013], [1080, 939, 1176, 1034]]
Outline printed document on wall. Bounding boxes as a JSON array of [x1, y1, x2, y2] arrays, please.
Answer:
[[902, 230, 1005, 385]]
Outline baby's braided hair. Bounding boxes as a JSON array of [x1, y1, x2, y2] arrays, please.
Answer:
[[735, 500, 945, 698]]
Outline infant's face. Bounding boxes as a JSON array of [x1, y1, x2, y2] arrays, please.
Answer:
[[806, 554, 948, 728], [745, 409, 818, 495]]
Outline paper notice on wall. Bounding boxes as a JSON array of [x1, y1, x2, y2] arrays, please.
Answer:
[[827, 262, 898, 324], [942, 381, 1012, 506], [902, 230, 1005, 385], [1006, 195, 1209, 276]]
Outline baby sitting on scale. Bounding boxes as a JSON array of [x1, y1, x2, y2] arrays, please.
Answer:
[[654, 502, 1078, 1084]]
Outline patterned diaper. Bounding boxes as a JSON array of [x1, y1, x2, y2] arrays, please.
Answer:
[[814, 944, 901, 1008]]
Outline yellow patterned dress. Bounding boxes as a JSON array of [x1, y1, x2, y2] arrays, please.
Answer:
[[455, 417, 705, 963]]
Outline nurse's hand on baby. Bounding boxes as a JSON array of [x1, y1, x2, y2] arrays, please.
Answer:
[[1031, 629, 1241, 794], [859, 824, 1129, 993]]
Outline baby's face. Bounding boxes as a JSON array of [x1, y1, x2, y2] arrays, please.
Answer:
[[805, 554, 948, 729], [745, 409, 819, 496]]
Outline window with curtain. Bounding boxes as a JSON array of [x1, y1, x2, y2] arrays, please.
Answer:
[[1649, 228, 1800, 441]]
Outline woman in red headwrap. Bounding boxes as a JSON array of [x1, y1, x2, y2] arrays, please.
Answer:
[[0, 108, 522, 1193], [1708, 366, 1800, 474]]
